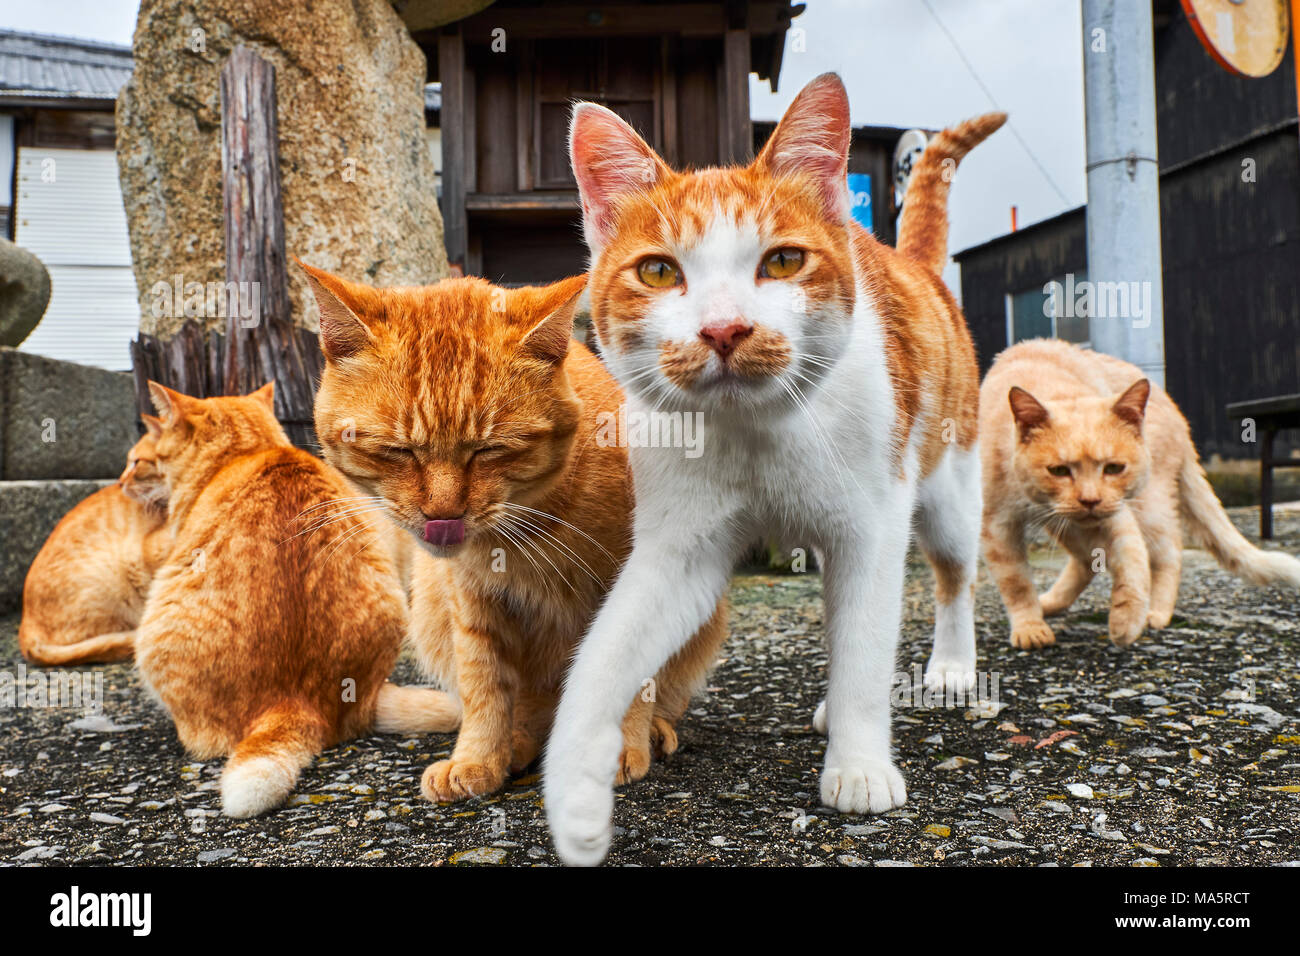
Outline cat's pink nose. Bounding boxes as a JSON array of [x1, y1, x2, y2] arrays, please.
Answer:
[[699, 321, 753, 357], [1078, 497, 1101, 510], [423, 518, 465, 546]]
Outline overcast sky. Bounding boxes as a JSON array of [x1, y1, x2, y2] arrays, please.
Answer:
[[752, 0, 1087, 259], [6, 0, 1087, 262]]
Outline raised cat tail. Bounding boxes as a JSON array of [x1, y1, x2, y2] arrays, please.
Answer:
[[17, 623, 136, 666], [896, 111, 1007, 275], [1179, 457, 1300, 588], [373, 682, 461, 734], [220, 702, 327, 818]]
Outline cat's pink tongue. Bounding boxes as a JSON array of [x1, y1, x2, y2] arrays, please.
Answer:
[[423, 519, 465, 547]]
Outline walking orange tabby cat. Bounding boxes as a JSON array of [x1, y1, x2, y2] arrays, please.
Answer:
[[981, 338, 1300, 649], [19, 419, 169, 666], [301, 263, 728, 804], [137, 382, 457, 817], [543, 73, 1004, 864]]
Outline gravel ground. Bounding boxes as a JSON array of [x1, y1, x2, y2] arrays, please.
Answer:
[[2, 508, 1298, 867]]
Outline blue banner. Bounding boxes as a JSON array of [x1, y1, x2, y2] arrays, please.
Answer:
[[847, 173, 872, 231]]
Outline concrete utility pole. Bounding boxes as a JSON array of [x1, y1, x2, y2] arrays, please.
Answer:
[[1081, 0, 1166, 386]]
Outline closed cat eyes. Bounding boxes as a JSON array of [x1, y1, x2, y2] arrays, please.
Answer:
[[1047, 463, 1126, 477]]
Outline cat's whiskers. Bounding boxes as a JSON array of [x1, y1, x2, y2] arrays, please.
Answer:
[[781, 375, 866, 498], [490, 511, 577, 596], [483, 515, 556, 600], [495, 510, 604, 585], [283, 503, 392, 544], [297, 495, 386, 517], [313, 515, 378, 567]]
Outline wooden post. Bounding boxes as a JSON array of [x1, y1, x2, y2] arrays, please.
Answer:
[[1260, 426, 1276, 540], [721, 29, 752, 165], [438, 29, 469, 272], [218, 45, 321, 447]]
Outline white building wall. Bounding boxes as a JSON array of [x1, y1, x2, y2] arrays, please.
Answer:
[[13, 146, 139, 370]]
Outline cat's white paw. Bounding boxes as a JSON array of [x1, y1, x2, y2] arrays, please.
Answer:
[[812, 700, 827, 735], [820, 757, 907, 815], [923, 657, 976, 696]]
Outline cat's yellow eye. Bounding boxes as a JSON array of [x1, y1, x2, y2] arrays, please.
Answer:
[[760, 248, 805, 279], [1047, 465, 1071, 478], [637, 257, 682, 289], [382, 445, 414, 459], [1103, 462, 1126, 475]]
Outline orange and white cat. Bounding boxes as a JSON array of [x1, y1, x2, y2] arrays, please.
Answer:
[[543, 73, 1005, 864], [137, 382, 457, 817], [18, 419, 170, 666], [301, 264, 727, 805], [981, 338, 1300, 649]]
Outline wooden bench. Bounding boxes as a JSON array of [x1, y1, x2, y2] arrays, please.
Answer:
[[1226, 393, 1300, 539]]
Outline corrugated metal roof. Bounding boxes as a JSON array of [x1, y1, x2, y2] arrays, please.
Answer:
[[0, 30, 132, 103]]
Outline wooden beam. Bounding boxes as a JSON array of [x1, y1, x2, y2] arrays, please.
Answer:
[[438, 29, 469, 271], [722, 28, 752, 164], [219, 46, 291, 398], [465, 192, 580, 212], [218, 45, 320, 446], [515, 40, 535, 192], [660, 36, 679, 166]]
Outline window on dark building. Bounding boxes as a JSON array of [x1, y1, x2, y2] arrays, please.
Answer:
[[1006, 270, 1091, 346]]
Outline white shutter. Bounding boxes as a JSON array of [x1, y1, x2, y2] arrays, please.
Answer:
[[13, 147, 139, 370]]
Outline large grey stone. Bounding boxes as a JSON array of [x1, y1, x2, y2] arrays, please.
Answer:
[[116, 0, 449, 338], [0, 479, 113, 612], [0, 348, 137, 481], [0, 238, 51, 347]]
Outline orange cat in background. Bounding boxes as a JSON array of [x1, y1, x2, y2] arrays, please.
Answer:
[[18, 419, 170, 666], [302, 264, 728, 804], [981, 338, 1300, 649], [137, 382, 458, 817]]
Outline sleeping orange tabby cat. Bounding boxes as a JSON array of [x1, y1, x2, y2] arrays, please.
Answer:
[[19, 418, 170, 666], [301, 263, 728, 803], [981, 338, 1300, 649], [137, 382, 458, 817]]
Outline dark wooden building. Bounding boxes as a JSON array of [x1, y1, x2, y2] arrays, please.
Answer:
[[955, 0, 1300, 461], [410, 0, 803, 284]]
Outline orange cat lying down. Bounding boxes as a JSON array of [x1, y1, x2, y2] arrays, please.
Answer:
[[981, 338, 1300, 649], [19, 419, 170, 666], [137, 382, 457, 817]]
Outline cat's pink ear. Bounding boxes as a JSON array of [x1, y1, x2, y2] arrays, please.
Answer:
[[570, 103, 669, 250], [141, 414, 163, 440], [297, 259, 376, 361], [1008, 386, 1050, 439], [518, 275, 588, 365], [1112, 379, 1150, 428], [754, 72, 851, 224]]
